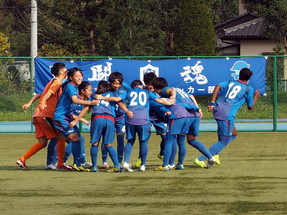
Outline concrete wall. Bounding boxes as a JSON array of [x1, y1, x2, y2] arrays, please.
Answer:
[[240, 40, 276, 55]]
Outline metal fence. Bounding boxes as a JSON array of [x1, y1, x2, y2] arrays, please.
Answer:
[[0, 55, 286, 133]]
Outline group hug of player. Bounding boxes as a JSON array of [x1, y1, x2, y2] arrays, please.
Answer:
[[16, 62, 260, 172]]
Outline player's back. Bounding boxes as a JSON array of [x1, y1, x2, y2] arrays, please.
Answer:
[[92, 91, 117, 117], [33, 78, 62, 118], [126, 88, 150, 125], [214, 80, 254, 120]]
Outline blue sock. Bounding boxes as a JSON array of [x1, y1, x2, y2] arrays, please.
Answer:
[[139, 139, 148, 166], [46, 138, 57, 165], [72, 140, 81, 166], [124, 138, 135, 163], [79, 136, 86, 164], [64, 142, 72, 163], [169, 141, 177, 166], [160, 134, 166, 156], [163, 134, 176, 167], [198, 136, 235, 161], [90, 145, 99, 168], [101, 142, 108, 163], [117, 134, 124, 163], [105, 145, 120, 169], [177, 135, 186, 165], [188, 139, 212, 160]]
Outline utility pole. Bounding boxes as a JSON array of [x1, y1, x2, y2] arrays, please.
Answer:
[[31, 0, 37, 77]]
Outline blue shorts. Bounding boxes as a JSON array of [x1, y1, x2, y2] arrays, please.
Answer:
[[150, 119, 167, 135], [187, 117, 200, 136], [216, 119, 234, 136], [115, 119, 125, 134], [126, 123, 151, 141], [90, 115, 115, 145], [53, 119, 81, 137], [167, 118, 189, 135]]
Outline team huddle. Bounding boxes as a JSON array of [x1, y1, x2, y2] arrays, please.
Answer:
[[16, 62, 260, 172]]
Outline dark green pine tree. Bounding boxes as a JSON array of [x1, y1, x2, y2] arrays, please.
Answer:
[[174, 0, 217, 56]]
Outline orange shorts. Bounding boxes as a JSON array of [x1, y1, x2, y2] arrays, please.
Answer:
[[33, 117, 57, 139]]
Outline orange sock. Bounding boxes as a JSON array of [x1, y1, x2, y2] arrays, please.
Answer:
[[57, 139, 66, 167], [21, 142, 45, 161]]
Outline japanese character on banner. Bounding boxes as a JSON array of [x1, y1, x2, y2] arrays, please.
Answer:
[[180, 61, 208, 85]]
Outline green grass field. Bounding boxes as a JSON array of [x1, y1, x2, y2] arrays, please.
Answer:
[[0, 132, 287, 215]]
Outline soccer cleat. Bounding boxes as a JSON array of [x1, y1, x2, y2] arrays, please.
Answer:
[[72, 164, 90, 172], [168, 164, 175, 170], [206, 156, 217, 169], [175, 164, 185, 170], [138, 165, 146, 172], [57, 164, 73, 171], [135, 158, 141, 168], [91, 166, 98, 172], [157, 153, 164, 160], [194, 158, 206, 168], [99, 162, 110, 169], [107, 168, 122, 173], [16, 158, 28, 170], [45, 163, 57, 170], [154, 166, 169, 171], [214, 155, 220, 165], [123, 162, 133, 173], [81, 162, 93, 169]]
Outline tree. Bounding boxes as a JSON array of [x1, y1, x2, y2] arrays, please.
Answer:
[[243, 0, 287, 54], [173, 0, 216, 56], [207, 0, 238, 25], [0, 31, 11, 56]]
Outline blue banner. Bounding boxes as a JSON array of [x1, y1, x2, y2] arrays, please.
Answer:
[[34, 57, 266, 95]]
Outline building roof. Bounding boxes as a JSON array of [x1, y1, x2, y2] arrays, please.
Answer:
[[216, 12, 268, 40]]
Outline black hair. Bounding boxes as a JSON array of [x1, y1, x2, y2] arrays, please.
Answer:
[[152, 77, 168, 89], [78, 81, 91, 93], [239, 68, 253, 81], [51, 62, 66, 76], [131, 80, 143, 88], [62, 67, 83, 89], [143, 72, 157, 85], [67, 67, 83, 80], [96, 80, 110, 94], [108, 72, 123, 84]]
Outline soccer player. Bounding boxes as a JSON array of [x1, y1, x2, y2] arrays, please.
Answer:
[[17, 62, 67, 170], [76, 80, 130, 173], [100, 72, 131, 169], [53, 68, 98, 171], [122, 80, 174, 172], [195, 68, 260, 167], [143, 73, 169, 161], [152, 77, 216, 170], [63, 81, 93, 168]]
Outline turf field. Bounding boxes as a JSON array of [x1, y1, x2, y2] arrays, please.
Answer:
[[0, 132, 286, 215]]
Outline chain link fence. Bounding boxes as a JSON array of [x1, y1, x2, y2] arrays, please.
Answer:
[[0, 56, 286, 133]]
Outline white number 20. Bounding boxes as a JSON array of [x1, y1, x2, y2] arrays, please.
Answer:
[[130, 91, 147, 106]]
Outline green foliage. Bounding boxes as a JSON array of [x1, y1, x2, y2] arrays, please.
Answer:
[[207, 0, 239, 25], [174, 0, 217, 56]]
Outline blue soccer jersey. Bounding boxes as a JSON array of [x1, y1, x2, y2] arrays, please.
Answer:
[[54, 82, 78, 121], [160, 87, 191, 119], [125, 87, 156, 125], [162, 87, 200, 117], [115, 82, 131, 120], [91, 91, 120, 117], [213, 80, 254, 120]]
